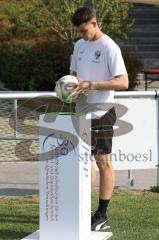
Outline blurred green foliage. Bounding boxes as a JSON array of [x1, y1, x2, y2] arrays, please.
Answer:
[[0, 0, 139, 91]]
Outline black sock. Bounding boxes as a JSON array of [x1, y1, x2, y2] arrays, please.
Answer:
[[98, 198, 110, 218]]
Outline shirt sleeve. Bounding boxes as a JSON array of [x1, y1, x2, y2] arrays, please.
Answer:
[[70, 43, 78, 73], [108, 45, 127, 77]]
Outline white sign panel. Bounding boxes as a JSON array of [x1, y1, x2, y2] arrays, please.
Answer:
[[112, 98, 158, 170]]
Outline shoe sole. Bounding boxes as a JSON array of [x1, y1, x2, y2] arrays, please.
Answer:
[[93, 222, 110, 231], [100, 225, 111, 230]]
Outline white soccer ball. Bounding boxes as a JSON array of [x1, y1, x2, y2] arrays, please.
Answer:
[[55, 75, 78, 103]]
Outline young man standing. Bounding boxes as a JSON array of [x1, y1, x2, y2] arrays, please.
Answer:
[[70, 6, 128, 231]]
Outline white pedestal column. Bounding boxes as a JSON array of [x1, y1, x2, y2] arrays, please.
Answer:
[[22, 114, 112, 240]]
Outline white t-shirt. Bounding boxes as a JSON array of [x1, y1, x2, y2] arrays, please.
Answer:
[[70, 34, 127, 119]]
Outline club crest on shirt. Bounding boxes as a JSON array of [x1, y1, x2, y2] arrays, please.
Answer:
[[95, 50, 101, 60], [92, 50, 101, 64]]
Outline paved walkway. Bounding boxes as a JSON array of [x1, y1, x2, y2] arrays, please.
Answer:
[[0, 162, 158, 196], [0, 162, 39, 196]]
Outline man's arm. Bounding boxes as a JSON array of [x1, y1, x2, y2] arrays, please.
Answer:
[[90, 75, 129, 90], [70, 75, 129, 97]]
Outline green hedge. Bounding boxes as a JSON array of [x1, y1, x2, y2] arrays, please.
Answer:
[[0, 40, 143, 91], [0, 40, 72, 90], [122, 48, 143, 90]]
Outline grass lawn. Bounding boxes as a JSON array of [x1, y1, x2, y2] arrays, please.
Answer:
[[0, 196, 39, 240], [92, 190, 159, 240], [0, 190, 159, 240]]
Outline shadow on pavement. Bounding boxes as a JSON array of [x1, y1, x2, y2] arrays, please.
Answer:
[[0, 188, 39, 196]]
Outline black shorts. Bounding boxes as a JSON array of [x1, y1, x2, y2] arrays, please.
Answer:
[[91, 107, 116, 155]]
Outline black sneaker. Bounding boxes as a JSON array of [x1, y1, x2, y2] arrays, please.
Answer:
[[91, 211, 110, 231]]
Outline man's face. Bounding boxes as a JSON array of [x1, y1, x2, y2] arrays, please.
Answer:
[[76, 19, 97, 41]]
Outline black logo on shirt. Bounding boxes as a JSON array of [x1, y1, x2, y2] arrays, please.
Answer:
[[95, 50, 101, 60], [92, 50, 101, 64]]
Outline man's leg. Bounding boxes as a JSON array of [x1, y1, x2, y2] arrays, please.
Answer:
[[91, 154, 115, 195], [91, 107, 116, 230], [91, 153, 115, 231], [95, 153, 115, 200], [91, 156, 97, 188]]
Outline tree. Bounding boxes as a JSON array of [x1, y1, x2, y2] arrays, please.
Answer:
[[0, 0, 133, 42], [0, 1, 50, 40], [32, 0, 133, 43]]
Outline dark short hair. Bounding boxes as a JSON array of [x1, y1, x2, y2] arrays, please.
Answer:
[[71, 6, 96, 27]]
